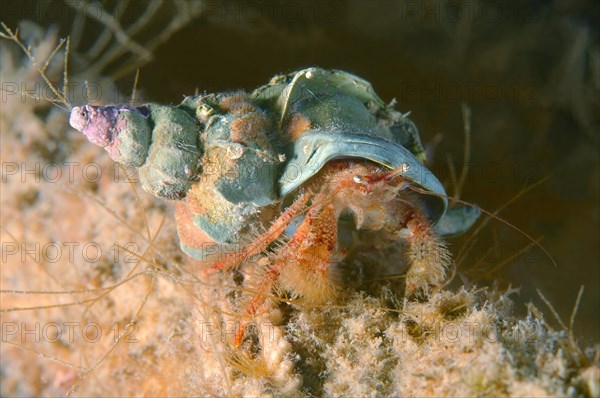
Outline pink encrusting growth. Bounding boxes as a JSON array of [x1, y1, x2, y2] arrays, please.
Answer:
[[69, 104, 132, 162], [69, 104, 153, 163], [69, 104, 155, 173], [69, 105, 119, 148]]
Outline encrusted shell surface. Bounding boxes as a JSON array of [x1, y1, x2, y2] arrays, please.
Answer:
[[178, 92, 281, 247], [254, 67, 448, 224], [71, 67, 480, 259]]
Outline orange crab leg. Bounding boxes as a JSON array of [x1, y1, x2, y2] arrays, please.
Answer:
[[392, 206, 451, 295], [234, 201, 337, 346], [204, 192, 312, 275]]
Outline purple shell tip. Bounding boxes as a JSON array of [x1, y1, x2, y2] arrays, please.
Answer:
[[69, 106, 87, 132], [69, 105, 114, 147]]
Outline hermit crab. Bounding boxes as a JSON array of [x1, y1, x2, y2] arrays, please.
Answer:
[[70, 67, 480, 345]]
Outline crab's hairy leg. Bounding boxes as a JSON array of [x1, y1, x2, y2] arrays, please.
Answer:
[[234, 201, 327, 346], [403, 213, 451, 295], [233, 259, 286, 347], [280, 202, 339, 302], [205, 192, 312, 275]]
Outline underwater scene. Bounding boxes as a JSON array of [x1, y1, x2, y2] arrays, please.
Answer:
[[1, 1, 598, 396]]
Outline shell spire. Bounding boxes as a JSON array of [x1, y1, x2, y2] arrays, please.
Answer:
[[69, 104, 151, 167], [69, 103, 201, 200]]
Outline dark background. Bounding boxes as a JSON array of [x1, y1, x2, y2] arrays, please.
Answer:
[[3, 0, 599, 342]]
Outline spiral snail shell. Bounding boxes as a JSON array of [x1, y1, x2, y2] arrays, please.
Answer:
[[70, 68, 479, 261]]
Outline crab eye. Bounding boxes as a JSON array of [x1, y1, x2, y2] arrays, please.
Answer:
[[353, 175, 365, 184]]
